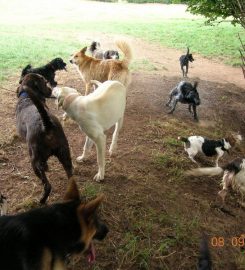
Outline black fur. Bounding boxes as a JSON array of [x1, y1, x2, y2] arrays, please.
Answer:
[[19, 58, 67, 87], [202, 139, 226, 157], [166, 81, 200, 121], [0, 197, 108, 270], [16, 73, 73, 204], [197, 236, 212, 270], [179, 47, 194, 77], [222, 157, 243, 175]]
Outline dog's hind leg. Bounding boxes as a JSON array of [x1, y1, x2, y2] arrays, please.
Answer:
[[76, 136, 94, 162], [56, 148, 73, 178], [181, 65, 185, 77], [188, 104, 192, 114], [31, 159, 51, 204], [109, 117, 124, 157]]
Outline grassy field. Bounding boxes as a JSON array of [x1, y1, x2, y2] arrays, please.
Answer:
[[0, 0, 244, 82]]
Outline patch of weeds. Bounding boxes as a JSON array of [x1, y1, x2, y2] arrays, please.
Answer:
[[130, 59, 157, 72], [164, 137, 181, 147], [119, 232, 152, 270], [154, 153, 172, 167], [83, 183, 102, 199]]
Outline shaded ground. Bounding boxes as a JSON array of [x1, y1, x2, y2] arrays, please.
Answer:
[[0, 36, 245, 270]]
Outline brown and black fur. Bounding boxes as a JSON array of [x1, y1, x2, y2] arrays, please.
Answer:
[[16, 73, 73, 204], [0, 178, 108, 270]]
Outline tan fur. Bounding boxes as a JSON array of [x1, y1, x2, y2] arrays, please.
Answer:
[[41, 248, 66, 270], [70, 39, 132, 95], [226, 136, 236, 147]]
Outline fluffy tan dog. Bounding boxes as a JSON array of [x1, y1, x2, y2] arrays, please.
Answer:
[[70, 40, 132, 95], [53, 80, 126, 182]]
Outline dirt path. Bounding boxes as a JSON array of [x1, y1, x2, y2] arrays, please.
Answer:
[[0, 35, 245, 269]]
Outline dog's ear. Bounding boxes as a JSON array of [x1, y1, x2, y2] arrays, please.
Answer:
[[64, 177, 80, 201], [81, 47, 87, 54], [78, 194, 105, 218]]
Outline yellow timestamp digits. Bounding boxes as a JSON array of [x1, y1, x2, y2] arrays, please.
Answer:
[[211, 235, 245, 247]]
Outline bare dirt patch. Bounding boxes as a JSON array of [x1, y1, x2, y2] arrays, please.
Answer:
[[0, 36, 245, 269]]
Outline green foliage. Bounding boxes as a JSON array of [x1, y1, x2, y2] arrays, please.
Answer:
[[185, 0, 245, 28]]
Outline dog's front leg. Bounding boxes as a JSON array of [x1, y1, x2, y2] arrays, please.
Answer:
[[218, 170, 234, 203], [188, 104, 192, 114], [165, 95, 173, 107], [76, 136, 94, 162], [85, 83, 91, 95], [94, 134, 106, 182], [168, 99, 178, 114], [192, 105, 198, 121]]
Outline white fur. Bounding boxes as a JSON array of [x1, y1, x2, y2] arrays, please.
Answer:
[[53, 81, 126, 182], [180, 135, 231, 167], [187, 158, 245, 202]]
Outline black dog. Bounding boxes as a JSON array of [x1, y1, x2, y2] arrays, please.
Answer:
[[89, 41, 119, 60], [179, 47, 194, 77], [0, 178, 108, 270], [166, 81, 200, 121], [19, 58, 67, 87], [16, 73, 73, 204]]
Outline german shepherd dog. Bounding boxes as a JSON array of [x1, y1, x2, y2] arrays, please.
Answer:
[[0, 178, 108, 270], [16, 73, 73, 204]]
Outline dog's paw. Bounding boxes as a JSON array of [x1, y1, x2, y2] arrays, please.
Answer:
[[76, 156, 86, 163], [93, 173, 104, 182], [109, 145, 117, 157], [62, 112, 68, 121]]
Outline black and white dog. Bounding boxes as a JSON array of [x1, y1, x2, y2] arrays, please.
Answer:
[[166, 81, 200, 121], [0, 194, 7, 216], [179, 47, 194, 77], [178, 134, 242, 167], [89, 41, 119, 60], [187, 157, 245, 203], [19, 58, 67, 87]]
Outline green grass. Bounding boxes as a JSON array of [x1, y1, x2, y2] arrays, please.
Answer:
[[0, 1, 244, 82]]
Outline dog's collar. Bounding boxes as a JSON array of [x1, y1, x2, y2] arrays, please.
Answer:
[[19, 91, 29, 98]]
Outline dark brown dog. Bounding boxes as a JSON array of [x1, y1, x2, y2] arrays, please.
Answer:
[[16, 73, 73, 204]]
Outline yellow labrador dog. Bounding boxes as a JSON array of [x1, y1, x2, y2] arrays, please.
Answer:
[[53, 80, 126, 181]]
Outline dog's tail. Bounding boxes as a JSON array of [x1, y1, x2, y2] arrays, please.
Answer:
[[178, 136, 189, 143], [193, 81, 198, 89], [21, 64, 32, 76], [197, 236, 212, 270], [186, 166, 224, 177], [23, 86, 54, 131], [90, 80, 102, 87], [115, 39, 133, 68], [186, 47, 189, 55]]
